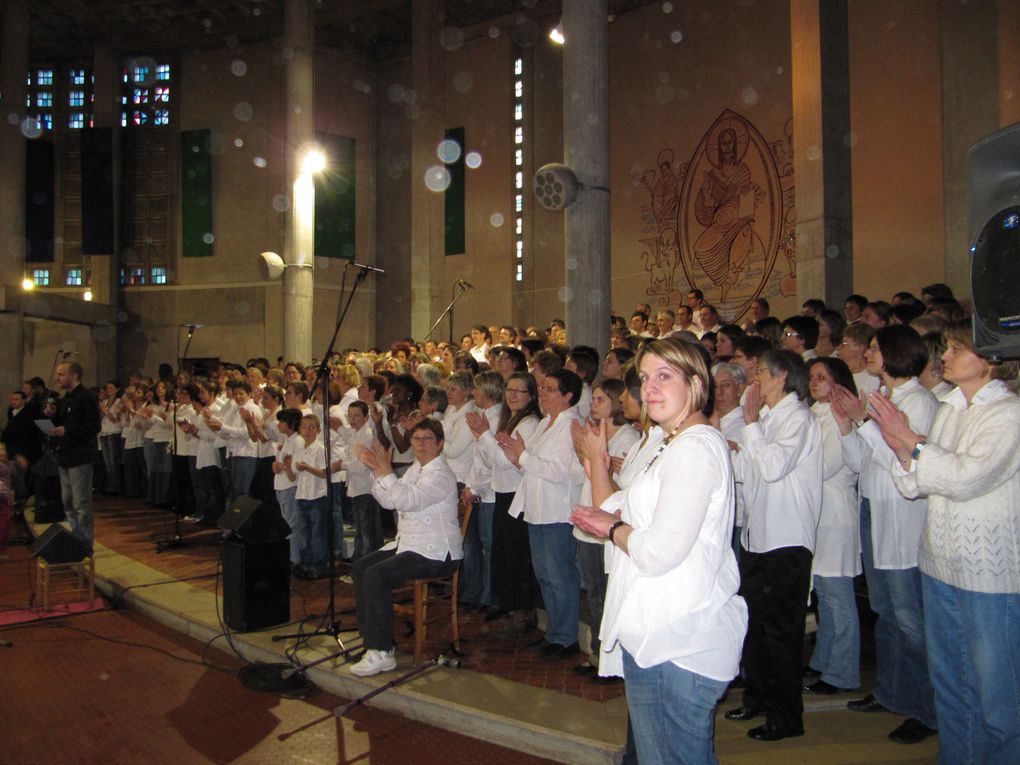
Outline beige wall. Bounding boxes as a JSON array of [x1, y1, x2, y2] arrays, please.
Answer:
[[849, 0, 945, 302], [608, 2, 795, 323], [118, 41, 379, 374]]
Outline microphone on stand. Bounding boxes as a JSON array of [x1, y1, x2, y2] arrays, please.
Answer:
[[456, 279, 474, 290], [347, 261, 386, 274]]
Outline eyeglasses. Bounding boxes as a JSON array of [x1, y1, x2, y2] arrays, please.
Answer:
[[783, 330, 801, 338], [539, 384, 560, 394], [506, 388, 530, 396], [411, 434, 437, 444]]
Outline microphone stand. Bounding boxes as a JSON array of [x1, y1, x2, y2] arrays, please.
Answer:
[[156, 324, 199, 553], [423, 280, 471, 345], [272, 262, 377, 668]]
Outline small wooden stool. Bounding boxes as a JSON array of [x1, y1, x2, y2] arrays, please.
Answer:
[[36, 556, 95, 610]]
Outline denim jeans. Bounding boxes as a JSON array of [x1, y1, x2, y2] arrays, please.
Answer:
[[330, 481, 346, 559], [351, 493, 382, 560], [229, 456, 257, 502], [461, 500, 494, 606], [528, 522, 580, 646], [295, 496, 328, 576], [809, 574, 861, 689], [58, 463, 94, 551], [623, 649, 728, 765], [100, 434, 122, 493], [860, 499, 936, 726], [577, 539, 608, 658], [276, 486, 299, 565], [923, 574, 1020, 765], [352, 547, 458, 650]]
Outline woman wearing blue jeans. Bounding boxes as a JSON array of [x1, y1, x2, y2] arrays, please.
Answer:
[[871, 319, 1020, 765], [572, 339, 747, 764]]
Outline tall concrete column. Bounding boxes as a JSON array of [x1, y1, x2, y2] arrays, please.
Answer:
[[790, 0, 853, 307], [0, 0, 29, 402], [283, 0, 315, 363], [409, 0, 446, 339], [92, 45, 120, 383], [562, 0, 610, 352], [940, 0, 999, 295]]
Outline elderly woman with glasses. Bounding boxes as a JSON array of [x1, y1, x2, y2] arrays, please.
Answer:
[[571, 338, 746, 764], [725, 349, 822, 742], [349, 418, 462, 677], [868, 319, 1020, 764], [502, 368, 585, 660]]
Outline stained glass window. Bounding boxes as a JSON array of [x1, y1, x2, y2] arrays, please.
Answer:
[[65, 268, 84, 286], [513, 55, 526, 282], [121, 59, 172, 128], [32, 269, 50, 286], [150, 267, 167, 284]]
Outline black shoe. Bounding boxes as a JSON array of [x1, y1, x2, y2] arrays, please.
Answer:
[[541, 641, 580, 660], [524, 637, 550, 652], [803, 679, 840, 695], [847, 693, 886, 713], [573, 661, 597, 676], [725, 706, 764, 722], [588, 673, 621, 686], [747, 722, 804, 742], [888, 718, 937, 744]]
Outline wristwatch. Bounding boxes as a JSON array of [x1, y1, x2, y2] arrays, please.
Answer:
[[910, 436, 927, 460]]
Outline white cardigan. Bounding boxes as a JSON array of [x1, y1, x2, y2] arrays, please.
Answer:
[[893, 380, 1020, 594]]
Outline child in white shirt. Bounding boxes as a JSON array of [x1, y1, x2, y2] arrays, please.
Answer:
[[289, 414, 328, 579]]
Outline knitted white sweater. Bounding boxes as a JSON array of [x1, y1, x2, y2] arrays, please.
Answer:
[[893, 380, 1020, 594]]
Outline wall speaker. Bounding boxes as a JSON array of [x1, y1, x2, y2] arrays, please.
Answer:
[[968, 121, 1020, 360], [30, 525, 88, 563], [222, 537, 290, 632], [219, 496, 290, 542], [533, 163, 578, 211]]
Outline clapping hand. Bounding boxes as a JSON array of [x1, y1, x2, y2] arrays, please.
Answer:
[[496, 431, 526, 467], [867, 392, 917, 463], [742, 380, 763, 424], [357, 438, 394, 477], [466, 410, 490, 437]]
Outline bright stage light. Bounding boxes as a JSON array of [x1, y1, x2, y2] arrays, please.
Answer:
[[21, 278, 34, 291], [302, 149, 326, 175]]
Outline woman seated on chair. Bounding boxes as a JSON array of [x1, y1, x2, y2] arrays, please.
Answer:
[[349, 417, 462, 677]]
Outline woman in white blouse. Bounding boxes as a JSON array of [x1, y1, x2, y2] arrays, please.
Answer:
[[869, 319, 1020, 765], [571, 339, 746, 765], [350, 418, 462, 677], [505, 369, 585, 660], [570, 378, 640, 679], [804, 357, 862, 694], [831, 324, 938, 744], [472, 371, 541, 629]]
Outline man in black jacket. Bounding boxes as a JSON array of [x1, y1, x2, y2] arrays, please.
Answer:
[[50, 363, 100, 551]]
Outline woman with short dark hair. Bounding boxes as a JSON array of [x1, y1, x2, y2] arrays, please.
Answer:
[[350, 418, 462, 677], [831, 324, 939, 744]]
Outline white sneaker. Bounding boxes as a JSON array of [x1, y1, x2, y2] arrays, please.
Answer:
[[349, 648, 397, 677]]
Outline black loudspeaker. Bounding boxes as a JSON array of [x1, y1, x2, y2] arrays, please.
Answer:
[[222, 538, 290, 632], [30, 525, 88, 563], [219, 496, 290, 542], [967, 122, 1020, 360]]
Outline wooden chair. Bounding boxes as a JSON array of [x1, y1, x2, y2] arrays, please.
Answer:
[[393, 502, 473, 663], [36, 556, 95, 610]]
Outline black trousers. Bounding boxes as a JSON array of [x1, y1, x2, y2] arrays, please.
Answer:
[[352, 548, 458, 650], [739, 544, 813, 731], [490, 492, 534, 612]]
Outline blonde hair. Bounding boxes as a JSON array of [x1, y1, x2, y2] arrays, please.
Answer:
[[944, 319, 1020, 381], [635, 338, 710, 414]]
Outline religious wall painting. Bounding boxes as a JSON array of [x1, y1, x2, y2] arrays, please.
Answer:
[[633, 111, 796, 323]]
